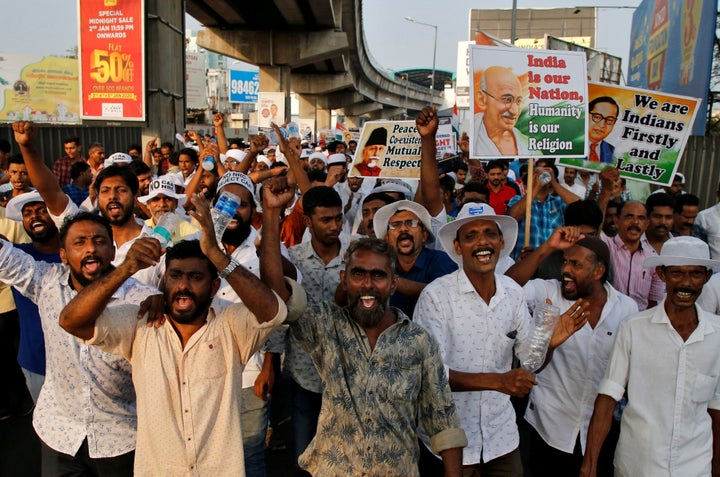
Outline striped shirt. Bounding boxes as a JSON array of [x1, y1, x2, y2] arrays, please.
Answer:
[[601, 234, 664, 311]]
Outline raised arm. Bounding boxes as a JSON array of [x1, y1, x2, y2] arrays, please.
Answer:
[[505, 226, 584, 285], [273, 124, 311, 193], [213, 113, 228, 154], [238, 134, 269, 174], [260, 176, 297, 302], [59, 237, 162, 340], [415, 106, 443, 216], [143, 135, 158, 173], [189, 193, 279, 322], [12, 121, 69, 215]]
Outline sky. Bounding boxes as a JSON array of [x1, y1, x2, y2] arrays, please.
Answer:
[[2, 0, 640, 79]]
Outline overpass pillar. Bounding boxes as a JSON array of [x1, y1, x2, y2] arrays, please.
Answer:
[[298, 95, 331, 131], [142, 2, 185, 151], [259, 65, 292, 123], [344, 116, 361, 129]]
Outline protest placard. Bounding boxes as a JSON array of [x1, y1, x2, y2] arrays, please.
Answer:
[[558, 82, 700, 186], [469, 45, 587, 159], [257, 92, 283, 128], [436, 122, 456, 159], [349, 120, 426, 179]]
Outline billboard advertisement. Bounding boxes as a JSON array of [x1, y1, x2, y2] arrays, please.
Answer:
[[628, 0, 716, 135], [0, 54, 80, 124], [78, 0, 145, 121], [229, 70, 260, 104]]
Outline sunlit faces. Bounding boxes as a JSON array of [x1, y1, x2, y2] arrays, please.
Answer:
[[64, 141, 81, 159], [561, 245, 604, 300], [21, 202, 57, 243], [486, 167, 504, 189], [87, 146, 105, 167], [588, 101, 618, 144], [384, 210, 428, 258], [453, 219, 504, 274], [361, 199, 388, 238], [200, 170, 218, 199], [163, 257, 220, 325], [178, 153, 196, 178], [617, 201, 648, 243], [147, 194, 178, 223], [304, 206, 343, 247], [341, 249, 397, 328], [60, 220, 115, 290], [8, 163, 30, 191], [657, 265, 711, 310], [136, 172, 153, 196], [647, 205, 674, 239], [97, 175, 137, 226], [674, 205, 699, 234], [217, 184, 254, 246]]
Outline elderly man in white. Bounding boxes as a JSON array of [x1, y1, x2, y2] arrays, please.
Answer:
[[581, 236, 720, 477]]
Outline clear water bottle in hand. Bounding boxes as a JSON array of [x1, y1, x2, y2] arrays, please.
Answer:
[[201, 155, 215, 171], [150, 212, 181, 248], [211, 191, 241, 241], [286, 122, 301, 139], [521, 303, 561, 372]]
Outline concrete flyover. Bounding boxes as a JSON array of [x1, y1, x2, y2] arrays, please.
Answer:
[[187, 0, 441, 128]]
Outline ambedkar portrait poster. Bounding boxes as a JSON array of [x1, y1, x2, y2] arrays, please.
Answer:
[[559, 82, 700, 186], [469, 45, 588, 159]]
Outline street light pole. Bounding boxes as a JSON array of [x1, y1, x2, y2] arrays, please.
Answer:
[[405, 16, 438, 105]]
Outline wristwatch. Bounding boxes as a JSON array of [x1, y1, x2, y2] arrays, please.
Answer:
[[219, 257, 240, 279]]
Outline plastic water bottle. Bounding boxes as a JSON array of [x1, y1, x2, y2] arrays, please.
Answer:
[[538, 171, 552, 185], [201, 155, 215, 171], [268, 124, 287, 145], [150, 212, 180, 248], [286, 122, 301, 139], [211, 191, 241, 240], [521, 303, 561, 372]]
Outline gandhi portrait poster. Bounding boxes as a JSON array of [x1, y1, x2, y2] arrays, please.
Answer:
[[559, 82, 700, 186], [469, 45, 588, 159]]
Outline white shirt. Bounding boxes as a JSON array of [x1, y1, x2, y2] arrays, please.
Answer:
[[87, 296, 288, 476], [414, 270, 533, 464], [599, 302, 720, 477], [0, 240, 157, 457], [561, 181, 587, 199], [696, 203, 720, 259], [522, 279, 637, 453], [698, 273, 720, 315]]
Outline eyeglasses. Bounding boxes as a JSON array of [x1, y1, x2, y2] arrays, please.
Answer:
[[482, 89, 523, 107], [590, 112, 617, 126], [388, 219, 421, 230]]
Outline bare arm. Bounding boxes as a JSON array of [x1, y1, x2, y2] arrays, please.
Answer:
[[213, 113, 228, 154], [415, 106, 443, 216], [449, 368, 537, 397], [189, 194, 279, 322], [12, 121, 69, 215], [505, 226, 584, 286], [59, 238, 162, 340], [273, 124, 311, 194], [711, 409, 720, 477], [439, 447, 463, 477], [238, 135, 269, 174], [580, 394, 617, 477], [143, 135, 158, 172]]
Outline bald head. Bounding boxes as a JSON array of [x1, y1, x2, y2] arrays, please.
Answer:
[[480, 66, 523, 134]]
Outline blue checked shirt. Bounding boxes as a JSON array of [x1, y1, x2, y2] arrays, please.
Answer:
[[508, 194, 566, 259]]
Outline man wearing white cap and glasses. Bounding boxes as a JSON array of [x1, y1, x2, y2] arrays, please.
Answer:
[[138, 177, 199, 243], [373, 200, 457, 319], [581, 236, 720, 477], [415, 202, 587, 476]]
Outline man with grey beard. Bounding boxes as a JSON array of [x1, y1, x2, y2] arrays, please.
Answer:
[[259, 176, 467, 477]]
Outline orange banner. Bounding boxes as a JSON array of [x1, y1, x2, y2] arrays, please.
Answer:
[[79, 0, 145, 121]]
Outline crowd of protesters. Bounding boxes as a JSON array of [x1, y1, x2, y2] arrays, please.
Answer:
[[1, 105, 720, 477]]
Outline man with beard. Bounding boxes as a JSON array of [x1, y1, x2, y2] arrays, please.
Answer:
[[12, 121, 149, 269], [372, 200, 457, 319], [505, 228, 637, 476], [486, 159, 517, 215], [0, 211, 157, 476], [4, 191, 62, 402], [286, 185, 346, 472], [600, 200, 664, 311], [644, 193, 675, 254], [582, 237, 720, 477], [259, 179, 466, 475], [351, 128, 387, 177], [57, 192, 302, 477], [415, 203, 587, 476]]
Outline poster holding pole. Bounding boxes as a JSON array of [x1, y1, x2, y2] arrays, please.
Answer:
[[558, 82, 700, 186], [469, 45, 588, 159], [78, 0, 145, 121]]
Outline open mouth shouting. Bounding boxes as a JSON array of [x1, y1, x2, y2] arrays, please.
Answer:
[[81, 255, 103, 275], [472, 247, 495, 265]]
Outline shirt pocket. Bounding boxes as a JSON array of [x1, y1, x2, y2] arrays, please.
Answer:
[[692, 373, 718, 403], [382, 355, 422, 402], [193, 337, 227, 380]]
